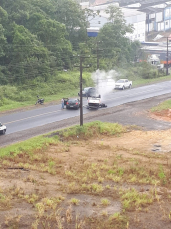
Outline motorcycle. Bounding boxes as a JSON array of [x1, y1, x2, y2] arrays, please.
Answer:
[[35, 95, 44, 105]]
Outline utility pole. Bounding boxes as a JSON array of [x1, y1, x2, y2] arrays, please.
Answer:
[[97, 43, 99, 70], [96, 42, 99, 92], [166, 37, 169, 76], [74, 55, 92, 126], [79, 56, 83, 126]]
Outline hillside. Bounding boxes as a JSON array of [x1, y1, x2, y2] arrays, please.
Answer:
[[0, 0, 87, 85]]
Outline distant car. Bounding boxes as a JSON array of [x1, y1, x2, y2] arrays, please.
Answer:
[[0, 122, 6, 134], [66, 98, 80, 110], [78, 87, 100, 98], [115, 79, 132, 90]]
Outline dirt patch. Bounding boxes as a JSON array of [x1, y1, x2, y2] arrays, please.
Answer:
[[1, 128, 171, 228], [150, 109, 171, 122]]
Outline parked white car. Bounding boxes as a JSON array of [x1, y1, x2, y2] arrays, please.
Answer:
[[0, 122, 6, 134], [115, 79, 132, 90]]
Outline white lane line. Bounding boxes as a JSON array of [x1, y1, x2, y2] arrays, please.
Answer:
[[105, 88, 163, 102], [4, 110, 62, 125], [4, 85, 170, 125]]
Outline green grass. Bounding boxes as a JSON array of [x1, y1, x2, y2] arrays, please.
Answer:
[[120, 188, 154, 211], [0, 70, 92, 112], [151, 99, 171, 112], [131, 75, 171, 87], [62, 121, 126, 139], [0, 88, 79, 112], [0, 121, 125, 155], [0, 135, 57, 158]]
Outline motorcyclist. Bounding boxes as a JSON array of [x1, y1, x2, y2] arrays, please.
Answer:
[[35, 95, 44, 105]]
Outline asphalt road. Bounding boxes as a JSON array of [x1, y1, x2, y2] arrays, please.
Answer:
[[1, 80, 171, 135], [1, 81, 171, 147]]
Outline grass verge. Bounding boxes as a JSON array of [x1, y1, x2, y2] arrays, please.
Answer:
[[151, 99, 171, 112]]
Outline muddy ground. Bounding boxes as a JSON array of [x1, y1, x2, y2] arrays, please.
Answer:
[[1, 93, 171, 228]]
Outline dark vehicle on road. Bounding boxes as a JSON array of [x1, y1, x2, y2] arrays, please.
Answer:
[[78, 87, 101, 98], [66, 99, 80, 110]]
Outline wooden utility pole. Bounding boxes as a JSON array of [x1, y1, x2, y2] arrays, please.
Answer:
[[166, 37, 169, 76], [74, 55, 92, 126], [79, 56, 83, 126]]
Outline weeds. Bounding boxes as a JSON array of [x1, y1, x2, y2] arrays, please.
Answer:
[[70, 198, 80, 205], [5, 213, 22, 228], [120, 188, 154, 211], [101, 198, 110, 206], [158, 165, 167, 184], [60, 121, 126, 140], [0, 193, 11, 209], [32, 204, 85, 229]]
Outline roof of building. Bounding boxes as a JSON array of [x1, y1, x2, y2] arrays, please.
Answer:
[[122, 7, 146, 17], [138, 6, 163, 14], [141, 45, 171, 52], [89, 3, 145, 18], [149, 31, 171, 42], [92, 0, 169, 7], [87, 27, 100, 32]]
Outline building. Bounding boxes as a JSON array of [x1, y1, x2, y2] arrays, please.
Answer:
[[85, 0, 171, 42], [87, 3, 146, 42], [122, 8, 146, 42], [127, 1, 171, 33], [141, 43, 171, 65], [80, 2, 90, 9]]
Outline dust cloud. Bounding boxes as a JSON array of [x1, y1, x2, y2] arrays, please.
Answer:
[[91, 69, 119, 98]]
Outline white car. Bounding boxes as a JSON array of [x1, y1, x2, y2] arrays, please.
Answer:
[[115, 79, 132, 90], [87, 96, 107, 109], [0, 122, 6, 134]]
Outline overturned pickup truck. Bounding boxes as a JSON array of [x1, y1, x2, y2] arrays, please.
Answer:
[[87, 96, 107, 109]]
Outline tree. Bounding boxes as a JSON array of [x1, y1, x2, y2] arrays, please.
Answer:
[[0, 0, 88, 85], [0, 25, 6, 58], [97, 5, 134, 67], [0, 6, 8, 26], [52, 0, 88, 49]]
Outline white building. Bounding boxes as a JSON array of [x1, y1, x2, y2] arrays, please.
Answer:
[[87, 3, 146, 42], [122, 8, 146, 42], [126, 1, 171, 33], [80, 2, 90, 9]]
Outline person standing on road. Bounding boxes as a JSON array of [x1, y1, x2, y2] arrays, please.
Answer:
[[61, 98, 64, 109]]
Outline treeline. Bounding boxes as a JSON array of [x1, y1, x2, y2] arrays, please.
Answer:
[[0, 0, 140, 86]]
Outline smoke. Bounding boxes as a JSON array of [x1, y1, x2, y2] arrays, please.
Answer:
[[91, 69, 119, 98]]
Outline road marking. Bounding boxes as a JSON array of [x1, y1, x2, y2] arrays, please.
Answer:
[[4, 110, 63, 125], [3, 85, 170, 125], [104, 88, 163, 102]]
